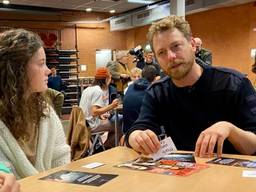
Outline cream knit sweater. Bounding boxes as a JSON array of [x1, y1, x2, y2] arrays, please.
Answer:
[[0, 107, 71, 179]]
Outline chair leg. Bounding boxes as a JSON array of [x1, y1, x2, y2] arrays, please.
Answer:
[[89, 133, 106, 156], [98, 136, 106, 151], [89, 134, 100, 156]]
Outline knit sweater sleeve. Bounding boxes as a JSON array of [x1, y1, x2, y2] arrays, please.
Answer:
[[49, 108, 71, 168]]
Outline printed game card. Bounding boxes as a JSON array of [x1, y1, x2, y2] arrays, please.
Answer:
[[40, 170, 118, 186], [116, 153, 208, 176], [207, 157, 256, 168], [149, 137, 177, 161]]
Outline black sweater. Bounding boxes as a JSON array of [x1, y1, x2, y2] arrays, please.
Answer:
[[126, 64, 256, 154]]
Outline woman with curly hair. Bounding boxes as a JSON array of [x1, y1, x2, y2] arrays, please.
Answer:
[[0, 29, 70, 179]]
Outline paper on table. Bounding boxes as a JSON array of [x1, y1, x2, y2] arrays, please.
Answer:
[[82, 162, 104, 169], [242, 170, 256, 177], [150, 137, 177, 161]]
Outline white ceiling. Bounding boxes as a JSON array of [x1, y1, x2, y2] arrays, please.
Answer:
[[3, 0, 162, 13]]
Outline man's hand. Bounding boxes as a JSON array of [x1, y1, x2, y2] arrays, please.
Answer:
[[195, 121, 233, 158], [128, 130, 161, 155], [0, 173, 20, 192], [110, 99, 119, 109]]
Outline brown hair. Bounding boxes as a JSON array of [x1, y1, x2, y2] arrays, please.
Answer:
[[147, 15, 192, 53], [0, 29, 47, 139]]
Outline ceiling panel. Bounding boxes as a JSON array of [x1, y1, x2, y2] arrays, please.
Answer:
[[4, 0, 161, 13], [1, 0, 255, 14]]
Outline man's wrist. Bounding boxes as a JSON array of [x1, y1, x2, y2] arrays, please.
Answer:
[[124, 133, 132, 148]]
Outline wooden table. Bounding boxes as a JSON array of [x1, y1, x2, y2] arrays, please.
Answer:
[[20, 147, 256, 192]]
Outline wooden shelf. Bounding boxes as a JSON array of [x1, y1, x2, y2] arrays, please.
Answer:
[[45, 48, 80, 114]]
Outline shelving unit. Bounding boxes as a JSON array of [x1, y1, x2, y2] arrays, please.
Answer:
[[45, 49, 80, 114]]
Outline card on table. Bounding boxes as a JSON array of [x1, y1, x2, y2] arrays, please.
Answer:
[[40, 170, 118, 186], [82, 162, 105, 169], [242, 170, 256, 178], [115, 153, 207, 176], [207, 157, 256, 168]]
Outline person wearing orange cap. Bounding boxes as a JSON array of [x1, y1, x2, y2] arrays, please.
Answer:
[[79, 67, 122, 148]]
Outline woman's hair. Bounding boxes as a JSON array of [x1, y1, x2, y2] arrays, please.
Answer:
[[147, 15, 192, 53], [92, 79, 107, 88], [0, 29, 47, 139], [130, 67, 142, 77]]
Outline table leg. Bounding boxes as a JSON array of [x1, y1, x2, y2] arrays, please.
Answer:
[[114, 109, 118, 147]]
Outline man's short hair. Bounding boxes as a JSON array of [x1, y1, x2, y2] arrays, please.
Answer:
[[116, 50, 128, 61], [147, 15, 192, 53], [142, 65, 158, 83]]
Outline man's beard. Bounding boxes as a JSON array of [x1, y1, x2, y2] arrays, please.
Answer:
[[164, 54, 195, 80]]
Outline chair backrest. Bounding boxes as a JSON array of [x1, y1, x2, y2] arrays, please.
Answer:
[[67, 105, 91, 161]]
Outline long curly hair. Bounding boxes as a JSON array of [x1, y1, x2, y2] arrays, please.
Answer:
[[0, 29, 47, 140]]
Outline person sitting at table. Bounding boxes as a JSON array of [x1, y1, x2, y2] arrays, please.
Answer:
[[0, 29, 71, 179], [125, 15, 256, 157], [79, 67, 122, 149], [124, 67, 142, 95], [47, 66, 64, 92], [123, 65, 158, 134]]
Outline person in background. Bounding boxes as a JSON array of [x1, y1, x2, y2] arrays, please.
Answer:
[[0, 29, 70, 179], [136, 45, 162, 79], [106, 50, 131, 94], [0, 173, 20, 192], [79, 67, 122, 149], [124, 67, 142, 94], [125, 15, 256, 157], [194, 37, 212, 65], [48, 66, 63, 92], [123, 65, 158, 134]]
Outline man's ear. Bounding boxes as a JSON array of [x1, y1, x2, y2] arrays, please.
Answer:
[[191, 37, 197, 53]]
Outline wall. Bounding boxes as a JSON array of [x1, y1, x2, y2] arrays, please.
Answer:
[[187, 3, 256, 81], [77, 23, 127, 76]]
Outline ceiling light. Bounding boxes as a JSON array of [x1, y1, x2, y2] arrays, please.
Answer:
[[2, 0, 10, 4], [86, 8, 92, 12], [109, 10, 115, 13], [128, 0, 154, 4]]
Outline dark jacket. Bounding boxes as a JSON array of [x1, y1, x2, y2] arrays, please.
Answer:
[[123, 78, 151, 133], [195, 48, 212, 65]]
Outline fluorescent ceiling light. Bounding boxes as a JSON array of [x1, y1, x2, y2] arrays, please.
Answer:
[[3, 0, 10, 4], [86, 8, 92, 12], [109, 10, 115, 13], [128, 0, 154, 4]]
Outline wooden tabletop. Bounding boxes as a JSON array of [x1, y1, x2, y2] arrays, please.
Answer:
[[20, 146, 256, 192]]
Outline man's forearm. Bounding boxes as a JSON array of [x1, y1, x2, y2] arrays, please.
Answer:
[[229, 125, 256, 155]]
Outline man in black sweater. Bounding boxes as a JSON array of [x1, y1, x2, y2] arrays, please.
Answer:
[[125, 15, 256, 157]]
